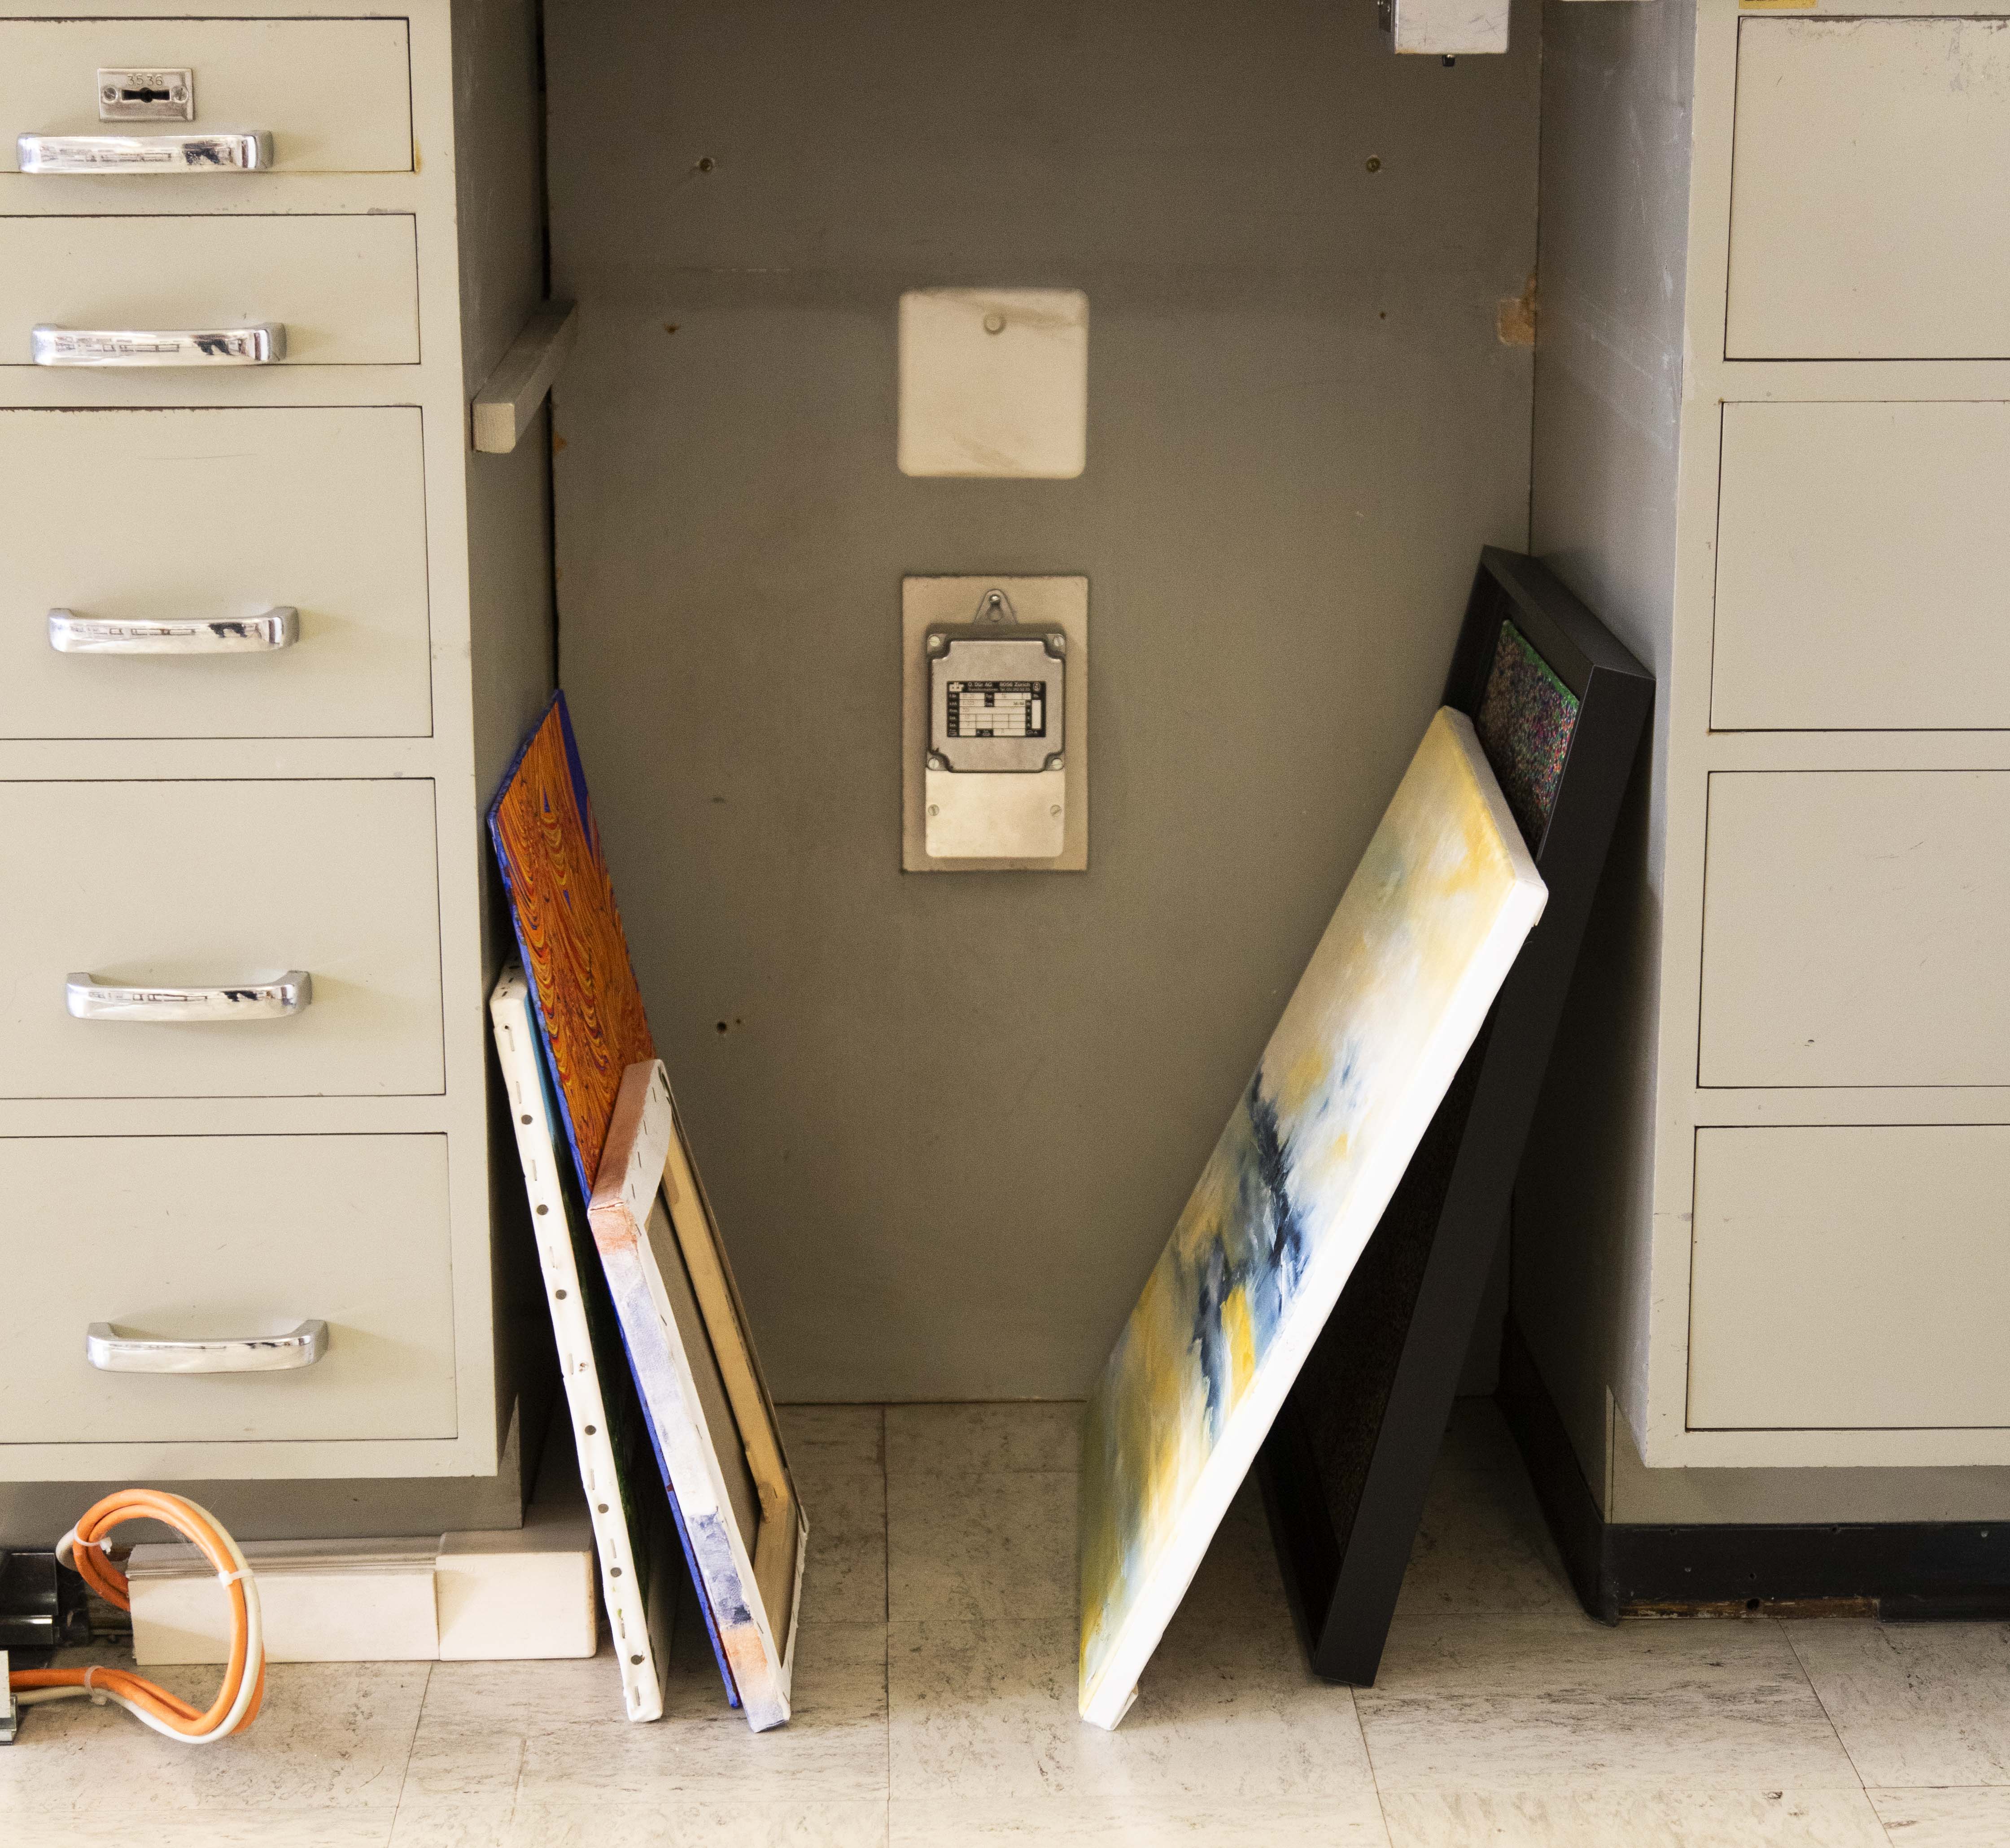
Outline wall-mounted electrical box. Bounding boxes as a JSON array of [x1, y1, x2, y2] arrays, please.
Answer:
[[902, 576, 1087, 872]]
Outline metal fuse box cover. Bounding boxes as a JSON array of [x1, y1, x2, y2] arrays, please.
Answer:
[[927, 628, 1065, 774]]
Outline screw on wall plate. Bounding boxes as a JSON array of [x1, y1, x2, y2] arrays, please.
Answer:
[[983, 312, 1006, 334], [927, 804, 940, 817], [927, 633, 949, 655], [926, 751, 949, 771], [974, 589, 1016, 623], [1044, 632, 1066, 657], [1365, 156, 1382, 173], [1049, 804, 1062, 817]]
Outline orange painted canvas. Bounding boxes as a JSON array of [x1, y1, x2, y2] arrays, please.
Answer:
[[489, 693, 655, 1196]]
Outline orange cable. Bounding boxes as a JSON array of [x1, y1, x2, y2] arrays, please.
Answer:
[[8, 1490, 264, 1739]]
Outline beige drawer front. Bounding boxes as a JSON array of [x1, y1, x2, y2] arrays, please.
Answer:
[[1, 407, 430, 739], [0, 1133, 454, 1445], [1713, 403, 2010, 732], [1689, 1127, 2010, 1430], [1699, 772, 2010, 1088], [1728, 18, 2010, 359], [0, 214, 419, 366], [0, 779, 444, 1098], [0, 18, 412, 175]]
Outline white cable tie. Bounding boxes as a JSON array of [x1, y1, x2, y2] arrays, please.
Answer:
[[83, 1665, 108, 1707], [218, 1568, 251, 1586]]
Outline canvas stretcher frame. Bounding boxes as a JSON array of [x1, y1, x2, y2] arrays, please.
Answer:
[[1077, 704, 1548, 1730], [589, 1057, 807, 1734], [489, 964, 679, 1721], [1257, 547, 1654, 1686]]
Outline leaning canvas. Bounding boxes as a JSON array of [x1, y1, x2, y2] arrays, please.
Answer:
[[488, 692, 746, 1708], [1078, 707, 1547, 1729]]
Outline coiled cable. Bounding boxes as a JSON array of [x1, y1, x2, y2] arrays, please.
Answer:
[[7, 1489, 264, 1742]]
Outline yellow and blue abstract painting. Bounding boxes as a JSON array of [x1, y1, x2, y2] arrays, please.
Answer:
[[1078, 708, 1547, 1727]]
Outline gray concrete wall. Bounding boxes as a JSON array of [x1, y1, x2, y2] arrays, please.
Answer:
[[543, 0, 1541, 1401]]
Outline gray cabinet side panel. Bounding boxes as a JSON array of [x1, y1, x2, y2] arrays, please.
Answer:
[[1521, 0, 1696, 1511]]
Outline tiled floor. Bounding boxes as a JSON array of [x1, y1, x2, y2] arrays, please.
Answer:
[[4, 1401, 2005, 1846]]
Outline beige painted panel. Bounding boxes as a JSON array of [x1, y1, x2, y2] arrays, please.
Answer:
[[0, 1133, 454, 1444], [1689, 1126, 2010, 1430], [1, 407, 430, 739], [0, 214, 419, 364], [1727, 18, 2010, 359], [0, 18, 411, 174], [1, 17, 412, 174], [1699, 771, 2010, 1088], [1713, 402, 2010, 731], [0, 779, 444, 1097]]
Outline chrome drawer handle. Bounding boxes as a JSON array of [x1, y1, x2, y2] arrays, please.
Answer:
[[31, 323, 285, 367], [66, 971, 312, 1021], [86, 1320, 328, 1374], [48, 607, 298, 654], [18, 131, 273, 175]]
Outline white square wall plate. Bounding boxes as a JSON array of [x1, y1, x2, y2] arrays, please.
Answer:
[[898, 288, 1088, 478]]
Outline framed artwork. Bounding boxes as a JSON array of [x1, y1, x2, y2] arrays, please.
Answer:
[[589, 1059, 807, 1734], [489, 964, 678, 1721], [1077, 705, 1547, 1730], [1258, 547, 1653, 1686]]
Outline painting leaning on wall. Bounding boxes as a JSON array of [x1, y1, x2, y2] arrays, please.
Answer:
[[1078, 706, 1547, 1729]]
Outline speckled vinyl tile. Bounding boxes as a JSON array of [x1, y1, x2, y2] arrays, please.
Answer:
[[0, 1646, 427, 1818], [1389, 1450, 1578, 1620], [1785, 1619, 2010, 1787], [387, 1794, 889, 1848], [1378, 1787, 1890, 1848], [778, 1404, 886, 1478], [886, 1467, 1075, 1623], [888, 1616, 1374, 1807], [887, 1796, 1390, 1845], [884, 1402, 1081, 1478], [1866, 1784, 2010, 1846], [1358, 1613, 1860, 1794], [398, 1628, 887, 1808]]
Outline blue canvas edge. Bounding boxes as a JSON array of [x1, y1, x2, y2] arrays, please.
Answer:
[[487, 694, 743, 1709]]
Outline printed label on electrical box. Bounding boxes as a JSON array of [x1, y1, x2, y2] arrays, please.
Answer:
[[947, 680, 1045, 739]]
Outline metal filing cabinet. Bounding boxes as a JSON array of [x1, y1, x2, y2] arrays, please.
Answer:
[[1521, 0, 2010, 1484], [0, 1, 552, 1511]]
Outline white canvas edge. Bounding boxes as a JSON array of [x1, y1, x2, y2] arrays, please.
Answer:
[[1078, 708, 1547, 1728], [590, 1061, 796, 1732], [489, 966, 665, 1724]]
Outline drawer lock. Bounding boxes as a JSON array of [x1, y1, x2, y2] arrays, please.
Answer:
[[98, 68, 196, 122]]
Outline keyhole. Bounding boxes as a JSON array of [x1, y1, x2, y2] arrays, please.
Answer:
[[120, 84, 173, 104]]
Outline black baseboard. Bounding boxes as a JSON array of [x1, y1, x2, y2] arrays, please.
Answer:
[[1496, 1318, 2010, 1622]]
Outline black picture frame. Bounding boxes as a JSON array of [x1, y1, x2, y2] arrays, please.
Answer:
[[1255, 546, 1654, 1685]]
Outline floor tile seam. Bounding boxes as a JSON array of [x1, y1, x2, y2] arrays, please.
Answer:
[[1780, 1611, 1882, 1806], [1347, 1684, 1398, 1848], [382, 1657, 434, 1846]]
